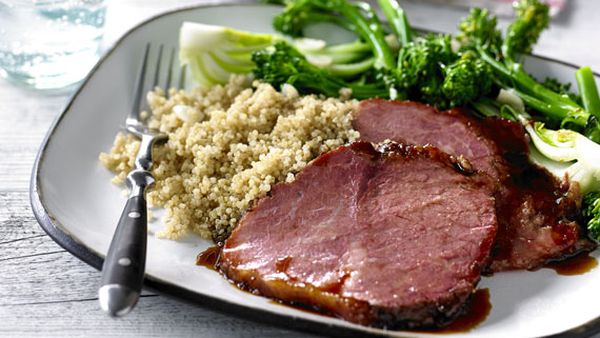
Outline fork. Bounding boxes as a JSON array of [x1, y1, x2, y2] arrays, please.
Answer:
[[98, 44, 182, 317]]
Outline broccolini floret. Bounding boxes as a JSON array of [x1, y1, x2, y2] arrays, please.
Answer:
[[583, 192, 600, 240], [252, 42, 389, 99], [541, 77, 582, 105], [272, 0, 354, 37], [461, 0, 600, 142], [456, 7, 502, 56], [395, 35, 495, 108], [442, 52, 494, 108], [179, 20, 390, 93], [502, 0, 550, 61], [273, 0, 396, 71], [396, 34, 455, 103]]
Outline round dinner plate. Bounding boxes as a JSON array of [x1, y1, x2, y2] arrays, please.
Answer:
[[30, 3, 600, 337]]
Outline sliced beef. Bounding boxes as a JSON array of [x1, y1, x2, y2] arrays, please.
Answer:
[[219, 142, 497, 329], [353, 99, 595, 271], [355, 100, 500, 179], [476, 118, 592, 270]]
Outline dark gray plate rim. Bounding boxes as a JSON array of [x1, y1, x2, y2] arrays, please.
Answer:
[[29, 2, 600, 337]]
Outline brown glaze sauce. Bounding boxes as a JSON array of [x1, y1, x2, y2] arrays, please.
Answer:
[[196, 245, 222, 270], [418, 288, 492, 334], [275, 256, 293, 274], [545, 252, 598, 276], [268, 299, 334, 318], [270, 288, 491, 334]]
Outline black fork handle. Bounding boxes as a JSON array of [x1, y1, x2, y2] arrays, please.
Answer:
[[99, 169, 152, 316]]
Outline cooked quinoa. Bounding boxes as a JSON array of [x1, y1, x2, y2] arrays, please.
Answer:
[[99, 76, 359, 241]]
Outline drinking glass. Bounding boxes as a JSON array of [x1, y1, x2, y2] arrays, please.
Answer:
[[0, 0, 106, 90]]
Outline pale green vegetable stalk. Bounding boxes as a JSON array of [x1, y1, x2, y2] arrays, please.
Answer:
[[179, 22, 276, 87], [179, 22, 381, 87], [493, 88, 600, 240], [526, 122, 600, 195], [526, 122, 600, 240]]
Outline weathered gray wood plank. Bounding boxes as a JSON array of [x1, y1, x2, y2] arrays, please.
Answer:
[[0, 234, 64, 261], [0, 80, 66, 192], [0, 295, 322, 338], [0, 227, 157, 306], [0, 251, 158, 306], [0, 192, 44, 242]]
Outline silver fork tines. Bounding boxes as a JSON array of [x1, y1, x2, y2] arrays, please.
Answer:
[[99, 43, 183, 317]]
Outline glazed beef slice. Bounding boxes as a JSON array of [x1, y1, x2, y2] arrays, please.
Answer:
[[353, 99, 594, 271], [219, 142, 497, 329]]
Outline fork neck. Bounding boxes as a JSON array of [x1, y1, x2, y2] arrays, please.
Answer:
[[135, 134, 158, 171]]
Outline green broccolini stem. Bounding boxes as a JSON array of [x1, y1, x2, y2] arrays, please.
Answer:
[[478, 48, 511, 78], [289, 73, 388, 99], [329, 57, 375, 77], [583, 193, 600, 240], [510, 63, 581, 108], [323, 40, 371, 54], [514, 89, 587, 126], [309, 12, 356, 32], [348, 84, 390, 99], [313, 40, 371, 64], [479, 48, 589, 127], [325, 14, 356, 32], [576, 66, 600, 119], [287, 73, 343, 97], [511, 66, 589, 127], [376, 0, 413, 46], [340, 1, 396, 70], [472, 98, 500, 117]]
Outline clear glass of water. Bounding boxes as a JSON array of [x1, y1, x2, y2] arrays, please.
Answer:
[[0, 0, 106, 90]]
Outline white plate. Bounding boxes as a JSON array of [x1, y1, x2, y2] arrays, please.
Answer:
[[30, 3, 600, 337]]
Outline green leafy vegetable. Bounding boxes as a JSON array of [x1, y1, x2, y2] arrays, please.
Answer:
[[273, 0, 396, 71], [576, 66, 600, 120], [456, 7, 502, 56], [252, 42, 388, 99], [396, 34, 456, 105], [527, 122, 600, 194], [272, 0, 354, 37], [502, 0, 550, 61], [441, 52, 494, 108], [376, 0, 413, 46], [583, 192, 600, 240], [459, 0, 600, 143], [179, 22, 276, 87], [472, 86, 600, 241], [179, 21, 386, 89]]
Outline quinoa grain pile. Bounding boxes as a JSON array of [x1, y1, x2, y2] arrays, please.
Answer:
[[100, 76, 359, 241]]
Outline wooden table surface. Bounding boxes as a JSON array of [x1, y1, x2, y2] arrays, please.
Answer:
[[1, 0, 599, 337]]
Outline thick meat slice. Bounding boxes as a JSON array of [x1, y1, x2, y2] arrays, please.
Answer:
[[219, 142, 497, 329], [355, 100, 499, 179], [354, 99, 594, 271]]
